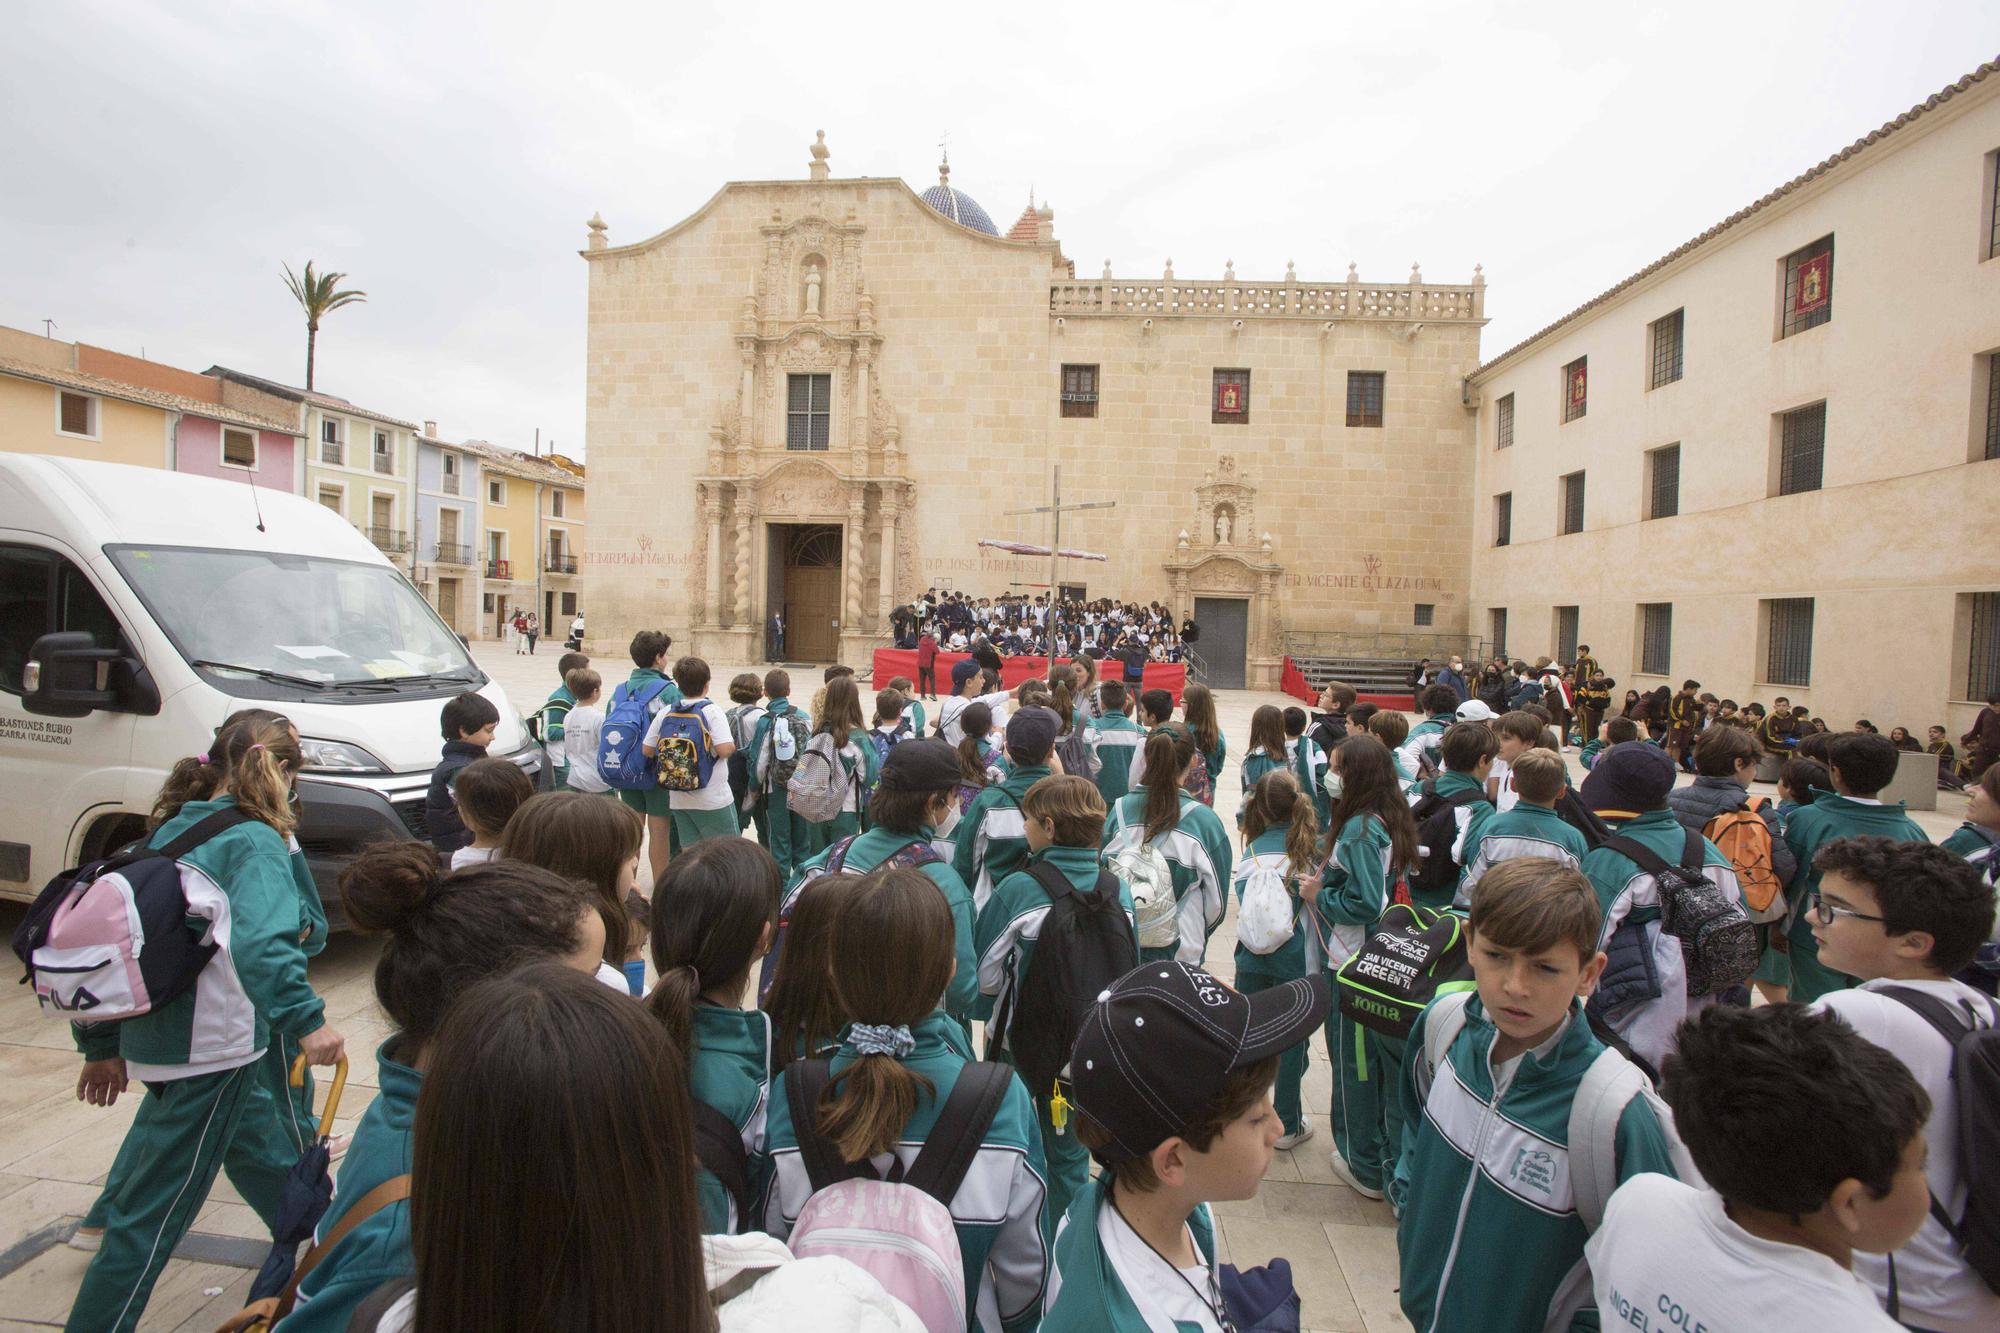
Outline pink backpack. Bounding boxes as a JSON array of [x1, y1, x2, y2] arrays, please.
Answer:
[[783, 1060, 1014, 1333]]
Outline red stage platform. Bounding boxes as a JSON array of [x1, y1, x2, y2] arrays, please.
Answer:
[[872, 649, 1186, 703]]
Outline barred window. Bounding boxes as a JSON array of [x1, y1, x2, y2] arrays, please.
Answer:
[[1763, 598, 1814, 687], [1555, 606, 1580, 665], [1414, 603, 1435, 628], [1781, 236, 1834, 338], [1969, 593, 2000, 701], [1496, 393, 1514, 449], [1494, 492, 1512, 547], [1650, 309, 1684, 389], [1640, 604, 1673, 676], [1986, 353, 2000, 462], [1562, 357, 1587, 423], [1491, 608, 1509, 660], [1060, 364, 1099, 419], [1346, 371, 1385, 428], [1560, 471, 1586, 536], [1647, 444, 1681, 519], [1212, 368, 1250, 424], [1777, 402, 1826, 495], [786, 373, 831, 451], [1990, 150, 2000, 259]]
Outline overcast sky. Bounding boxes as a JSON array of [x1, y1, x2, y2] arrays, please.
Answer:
[[5, 2, 1996, 460]]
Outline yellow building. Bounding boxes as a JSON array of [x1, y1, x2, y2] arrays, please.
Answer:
[[462, 442, 587, 638]]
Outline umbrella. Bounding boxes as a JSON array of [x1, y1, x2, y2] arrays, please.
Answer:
[[246, 1053, 350, 1302], [975, 538, 1108, 562]]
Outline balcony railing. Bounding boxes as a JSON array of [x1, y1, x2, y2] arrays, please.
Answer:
[[441, 472, 460, 495], [372, 452, 393, 475], [486, 559, 512, 579], [367, 525, 410, 554], [544, 553, 578, 574], [433, 542, 473, 565]]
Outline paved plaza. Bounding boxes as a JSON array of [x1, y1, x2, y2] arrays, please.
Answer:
[[0, 643, 1973, 1331]]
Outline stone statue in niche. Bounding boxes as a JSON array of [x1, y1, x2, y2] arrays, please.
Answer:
[[803, 263, 823, 318], [1214, 504, 1235, 545]]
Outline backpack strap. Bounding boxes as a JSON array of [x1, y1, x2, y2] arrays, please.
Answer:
[[691, 1098, 755, 1229], [261, 1173, 413, 1321], [902, 1062, 1015, 1205], [1568, 1046, 1648, 1231], [1024, 860, 1077, 906], [1874, 985, 1998, 1244], [823, 835, 858, 875], [148, 807, 254, 865], [1600, 831, 1703, 882], [1442, 788, 1487, 810], [784, 1058, 852, 1194], [1413, 990, 1476, 1104]]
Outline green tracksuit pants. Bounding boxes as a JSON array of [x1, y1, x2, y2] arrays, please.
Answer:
[[1327, 1012, 1405, 1193], [1035, 1088, 1092, 1228], [66, 1058, 300, 1333], [1236, 967, 1310, 1136], [761, 789, 814, 877]]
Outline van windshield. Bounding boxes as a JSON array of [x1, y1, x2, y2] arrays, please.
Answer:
[[108, 545, 478, 690]]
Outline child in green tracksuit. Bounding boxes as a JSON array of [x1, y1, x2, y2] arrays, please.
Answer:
[[748, 670, 812, 877], [1455, 748, 1590, 908], [1412, 723, 1500, 910], [1085, 682, 1146, 810], [975, 774, 1133, 1223], [1782, 733, 1932, 1003], [1580, 716, 1640, 771], [1232, 771, 1322, 1150], [649, 838, 781, 1234], [1238, 704, 1290, 823], [1105, 727, 1234, 965], [66, 722, 343, 1333], [956, 707, 1060, 914], [1396, 858, 1682, 1333], [541, 649, 587, 788], [1284, 706, 1332, 827], [1308, 734, 1418, 1201], [804, 676, 881, 848], [1396, 683, 1465, 795]]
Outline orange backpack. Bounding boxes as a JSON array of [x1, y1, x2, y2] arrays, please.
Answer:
[[1703, 796, 1786, 923]]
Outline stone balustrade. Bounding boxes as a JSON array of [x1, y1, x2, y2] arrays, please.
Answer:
[[1049, 277, 1484, 322]]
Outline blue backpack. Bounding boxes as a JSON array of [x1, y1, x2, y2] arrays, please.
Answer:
[[653, 698, 719, 792], [598, 678, 672, 790]]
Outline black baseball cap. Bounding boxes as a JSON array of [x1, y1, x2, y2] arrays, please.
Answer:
[[1068, 962, 1331, 1164]]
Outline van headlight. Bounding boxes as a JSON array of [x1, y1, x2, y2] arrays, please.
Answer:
[[298, 737, 389, 774]]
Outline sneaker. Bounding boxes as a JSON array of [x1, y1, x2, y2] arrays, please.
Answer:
[[1273, 1120, 1315, 1152], [1327, 1148, 1385, 1200], [68, 1226, 103, 1252]]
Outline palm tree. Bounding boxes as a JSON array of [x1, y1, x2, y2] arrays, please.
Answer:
[[282, 261, 367, 390]]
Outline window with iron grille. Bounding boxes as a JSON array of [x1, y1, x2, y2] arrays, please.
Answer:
[[1212, 369, 1250, 424], [1414, 603, 1435, 627], [1496, 393, 1514, 449], [1060, 364, 1099, 418], [786, 373, 831, 450], [1647, 444, 1681, 519], [1649, 309, 1684, 388], [1781, 236, 1834, 338], [58, 391, 95, 437], [1346, 371, 1385, 428], [1639, 603, 1673, 676], [1762, 598, 1814, 686], [1555, 606, 1580, 664], [1777, 402, 1826, 495], [1491, 608, 1508, 660], [1986, 353, 2000, 461], [1494, 492, 1512, 547], [1990, 150, 1999, 260], [1969, 593, 2000, 702], [1560, 471, 1586, 535], [221, 428, 256, 468], [1561, 357, 1587, 423]]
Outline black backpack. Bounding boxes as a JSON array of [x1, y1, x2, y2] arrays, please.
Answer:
[[1601, 829, 1757, 997], [1335, 903, 1472, 1039], [1408, 783, 1490, 904], [988, 862, 1137, 1098], [1878, 986, 2000, 1299], [691, 1098, 755, 1231], [785, 1056, 1013, 1197]]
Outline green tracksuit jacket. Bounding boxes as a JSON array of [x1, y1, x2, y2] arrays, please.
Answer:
[[1941, 820, 1998, 859], [1086, 714, 1146, 809], [1457, 803, 1590, 907], [795, 825, 980, 1022], [1105, 792, 1234, 964], [1395, 997, 1680, 1333], [691, 1003, 773, 1234], [956, 762, 1056, 915], [1424, 771, 1497, 910], [1783, 792, 1930, 1002], [1041, 1174, 1219, 1333], [1315, 813, 1394, 966], [1398, 711, 1458, 794]]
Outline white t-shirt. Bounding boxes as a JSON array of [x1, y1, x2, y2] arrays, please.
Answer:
[[1586, 1174, 1900, 1332], [1814, 978, 2000, 1333], [562, 703, 610, 793], [1490, 757, 1519, 813], [450, 845, 498, 870], [1096, 1203, 1225, 1333], [939, 689, 1013, 747], [644, 699, 736, 811]]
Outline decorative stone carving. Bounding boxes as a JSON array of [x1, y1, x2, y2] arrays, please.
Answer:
[[757, 459, 847, 517], [780, 331, 835, 370], [1190, 558, 1257, 593], [1195, 455, 1257, 550], [807, 129, 830, 182], [803, 264, 822, 317]]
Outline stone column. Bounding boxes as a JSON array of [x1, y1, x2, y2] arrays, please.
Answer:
[[876, 488, 899, 625], [854, 346, 872, 463], [844, 494, 866, 628], [734, 504, 753, 626], [703, 493, 724, 628], [1255, 570, 1277, 656]]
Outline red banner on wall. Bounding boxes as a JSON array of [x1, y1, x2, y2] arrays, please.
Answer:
[[1793, 252, 1831, 314], [1215, 380, 1245, 414], [1567, 362, 1587, 411]]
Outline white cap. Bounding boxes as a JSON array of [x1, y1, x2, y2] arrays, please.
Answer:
[[1455, 699, 1498, 722]]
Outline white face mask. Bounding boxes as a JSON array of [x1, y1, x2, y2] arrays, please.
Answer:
[[1322, 771, 1344, 801], [930, 800, 961, 839]]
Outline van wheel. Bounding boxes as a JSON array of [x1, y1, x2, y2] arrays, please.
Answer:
[[83, 814, 148, 863]]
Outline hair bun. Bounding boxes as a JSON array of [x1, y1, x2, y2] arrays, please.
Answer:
[[339, 841, 445, 935]]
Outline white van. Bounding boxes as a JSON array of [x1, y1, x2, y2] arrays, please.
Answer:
[[0, 454, 540, 919]]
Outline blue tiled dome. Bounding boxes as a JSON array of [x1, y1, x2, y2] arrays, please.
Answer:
[[918, 162, 999, 236]]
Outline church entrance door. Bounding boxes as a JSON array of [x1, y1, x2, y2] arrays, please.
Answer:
[[1193, 596, 1248, 689], [773, 523, 843, 662]]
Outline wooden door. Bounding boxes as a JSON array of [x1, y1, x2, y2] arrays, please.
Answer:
[[784, 566, 842, 661], [437, 578, 458, 628]]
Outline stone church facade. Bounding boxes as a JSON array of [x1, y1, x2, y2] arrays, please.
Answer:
[[580, 133, 1486, 687]]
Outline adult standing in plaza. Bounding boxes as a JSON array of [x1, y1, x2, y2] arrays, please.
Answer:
[[524, 613, 540, 655], [766, 608, 784, 660], [1962, 692, 2000, 781], [916, 624, 939, 699]]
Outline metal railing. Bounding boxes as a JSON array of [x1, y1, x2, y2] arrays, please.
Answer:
[[1282, 630, 1493, 664], [366, 525, 410, 554], [544, 553, 578, 574], [432, 542, 473, 565], [441, 472, 460, 495], [486, 559, 512, 579], [372, 452, 393, 476], [1183, 643, 1209, 683]]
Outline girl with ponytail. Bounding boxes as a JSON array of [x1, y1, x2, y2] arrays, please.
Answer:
[[499, 791, 645, 990], [763, 868, 1051, 1324], [952, 701, 998, 815], [285, 844, 605, 1333], [646, 838, 782, 1234], [1101, 724, 1234, 963], [1232, 770, 1322, 1150]]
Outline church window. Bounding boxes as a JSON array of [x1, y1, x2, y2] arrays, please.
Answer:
[[1649, 309, 1684, 388], [1560, 471, 1586, 535], [1775, 401, 1825, 495], [1495, 393, 1514, 449], [1212, 369, 1250, 424], [1413, 603, 1434, 627], [1780, 236, 1833, 339], [1345, 371, 1385, 427], [786, 373, 831, 451], [1561, 357, 1587, 423], [1060, 364, 1099, 418]]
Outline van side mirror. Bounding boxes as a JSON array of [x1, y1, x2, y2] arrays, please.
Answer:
[[23, 631, 158, 718]]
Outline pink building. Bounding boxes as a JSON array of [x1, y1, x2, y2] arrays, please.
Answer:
[[73, 343, 304, 488]]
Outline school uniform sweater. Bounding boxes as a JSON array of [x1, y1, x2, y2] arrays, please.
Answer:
[[1457, 803, 1590, 907], [1233, 827, 1310, 980], [975, 845, 1135, 1058], [72, 798, 324, 1078], [1086, 714, 1147, 808], [1104, 793, 1233, 965], [1395, 998, 1680, 1333], [279, 1040, 418, 1333], [1423, 771, 1497, 910], [1315, 813, 1394, 969], [956, 762, 1055, 914], [1041, 1174, 1221, 1333], [1941, 820, 1999, 859], [1398, 712, 1458, 793], [421, 739, 487, 854], [1782, 792, 1930, 1003], [692, 1003, 773, 1234], [761, 1013, 1052, 1333], [795, 826, 980, 1022]]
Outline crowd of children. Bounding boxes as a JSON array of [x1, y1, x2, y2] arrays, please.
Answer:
[[47, 641, 2000, 1333]]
